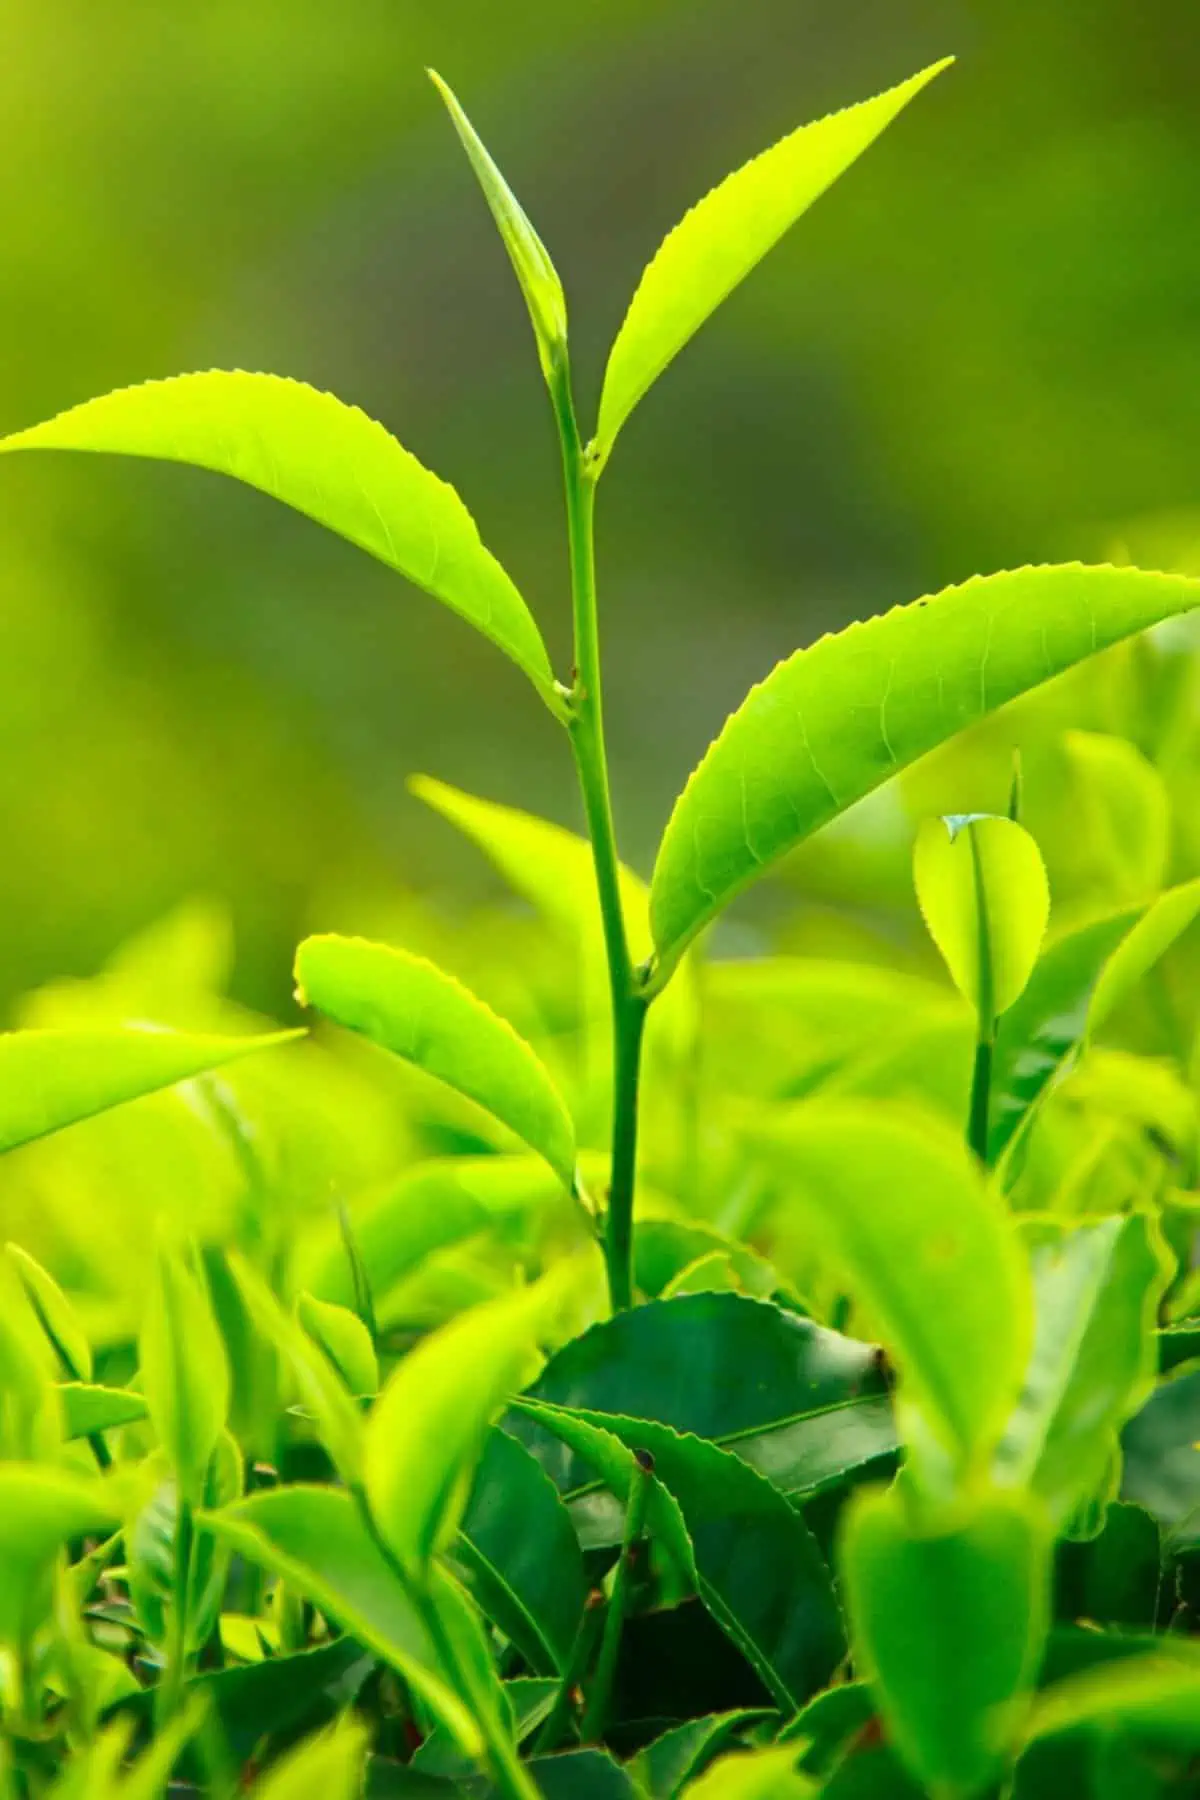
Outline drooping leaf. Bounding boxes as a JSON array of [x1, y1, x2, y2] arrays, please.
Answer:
[[294, 935, 577, 1185], [364, 1273, 562, 1576], [507, 1292, 884, 1496], [139, 1241, 230, 1507], [841, 1484, 1051, 1800], [996, 1215, 1173, 1525], [631, 1711, 774, 1798], [297, 1291, 379, 1398], [1025, 1651, 1200, 1753], [0, 1024, 300, 1157], [913, 814, 1049, 1031], [0, 373, 559, 708], [989, 882, 1200, 1163], [0, 1466, 118, 1647], [7, 1243, 92, 1381], [201, 1484, 480, 1753], [428, 73, 568, 382], [455, 1425, 588, 1677], [752, 1104, 1029, 1471], [592, 60, 950, 466], [59, 1383, 148, 1441], [648, 565, 1200, 978], [518, 1401, 844, 1709]]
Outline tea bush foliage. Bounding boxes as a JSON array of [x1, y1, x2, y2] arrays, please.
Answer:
[[0, 55, 1198, 1800]]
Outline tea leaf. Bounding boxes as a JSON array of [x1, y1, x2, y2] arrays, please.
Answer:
[[1086, 876, 1200, 1035], [7, 1243, 92, 1381], [59, 1383, 147, 1441], [508, 1291, 884, 1496], [0, 1466, 118, 1647], [294, 934, 577, 1185], [364, 1276, 557, 1575], [520, 1400, 844, 1709], [752, 1104, 1029, 1471], [139, 1242, 230, 1507], [913, 815, 1049, 1030], [296, 1292, 378, 1399], [0, 1024, 300, 1156], [593, 60, 951, 466], [678, 1745, 814, 1799], [456, 1425, 588, 1677], [631, 1711, 774, 1797], [841, 1485, 1051, 1799], [0, 373, 560, 710], [428, 73, 568, 382], [1120, 1365, 1200, 1544], [248, 1719, 368, 1800], [1027, 1651, 1200, 1751], [1062, 729, 1170, 901], [997, 1215, 1173, 1525], [649, 565, 1200, 976], [201, 1484, 480, 1753]]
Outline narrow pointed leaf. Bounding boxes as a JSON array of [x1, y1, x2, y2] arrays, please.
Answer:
[[842, 1485, 1051, 1799], [913, 814, 1049, 1029], [297, 1292, 379, 1398], [7, 1243, 92, 1381], [0, 373, 559, 707], [649, 565, 1200, 976], [364, 1274, 561, 1575], [139, 1243, 230, 1506], [996, 1215, 1173, 1524], [1086, 876, 1200, 1034], [752, 1105, 1030, 1470], [59, 1383, 147, 1441], [201, 1485, 480, 1753], [0, 1024, 300, 1156], [429, 73, 568, 380], [295, 934, 577, 1184], [594, 60, 951, 465]]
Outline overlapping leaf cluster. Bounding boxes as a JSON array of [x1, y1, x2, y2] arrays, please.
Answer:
[[0, 52, 1198, 1800]]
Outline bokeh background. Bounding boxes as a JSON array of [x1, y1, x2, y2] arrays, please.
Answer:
[[3, 0, 1199, 1018]]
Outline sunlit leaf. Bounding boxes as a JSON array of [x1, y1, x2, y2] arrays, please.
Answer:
[[296, 1291, 378, 1399], [139, 1242, 230, 1507], [248, 1720, 369, 1800], [841, 1484, 1051, 1799], [294, 934, 577, 1184], [58, 1383, 147, 1441], [752, 1104, 1029, 1471], [429, 73, 568, 381], [0, 1466, 118, 1647], [1062, 729, 1170, 901], [0, 1024, 300, 1157], [648, 565, 1200, 977], [996, 1215, 1173, 1525], [593, 60, 951, 466], [678, 1743, 814, 1798], [913, 814, 1049, 1030], [7, 1243, 92, 1381], [0, 372, 560, 709], [1026, 1650, 1200, 1752], [631, 1711, 773, 1797], [364, 1273, 561, 1575], [1087, 877, 1200, 1035]]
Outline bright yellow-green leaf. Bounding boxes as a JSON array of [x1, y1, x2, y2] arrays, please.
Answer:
[[0, 1024, 301, 1157], [593, 60, 951, 466], [914, 814, 1050, 1030], [1063, 728, 1169, 901], [364, 1274, 562, 1575], [248, 1720, 368, 1800], [680, 1744, 814, 1798], [296, 1291, 378, 1398], [648, 565, 1200, 980], [842, 1485, 1051, 1799], [138, 1243, 230, 1506], [0, 1466, 119, 1647], [753, 1103, 1030, 1470], [230, 1257, 365, 1488], [1026, 1650, 1200, 1751], [0, 373, 560, 711], [294, 934, 577, 1185], [429, 72, 568, 382], [7, 1243, 92, 1382], [1087, 877, 1200, 1035]]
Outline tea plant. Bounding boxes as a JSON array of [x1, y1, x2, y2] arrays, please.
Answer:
[[0, 52, 1198, 1800]]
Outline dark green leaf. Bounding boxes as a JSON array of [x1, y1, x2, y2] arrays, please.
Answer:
[[631, 1710, 773, 1797], [1120, 1367, 1200, 1547], [1055, 1503, 1162, 1631]]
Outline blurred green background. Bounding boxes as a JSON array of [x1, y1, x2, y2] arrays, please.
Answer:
[[3, 0, 1199, 1018]]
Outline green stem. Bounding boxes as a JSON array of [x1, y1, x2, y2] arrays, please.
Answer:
[[580, 1451, 652, 1742], [155, 1497, 193, 1730], [968, 1035, 993, 1164], [550, 357, 645, 1314], [532, 1590, 606, 1754]]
